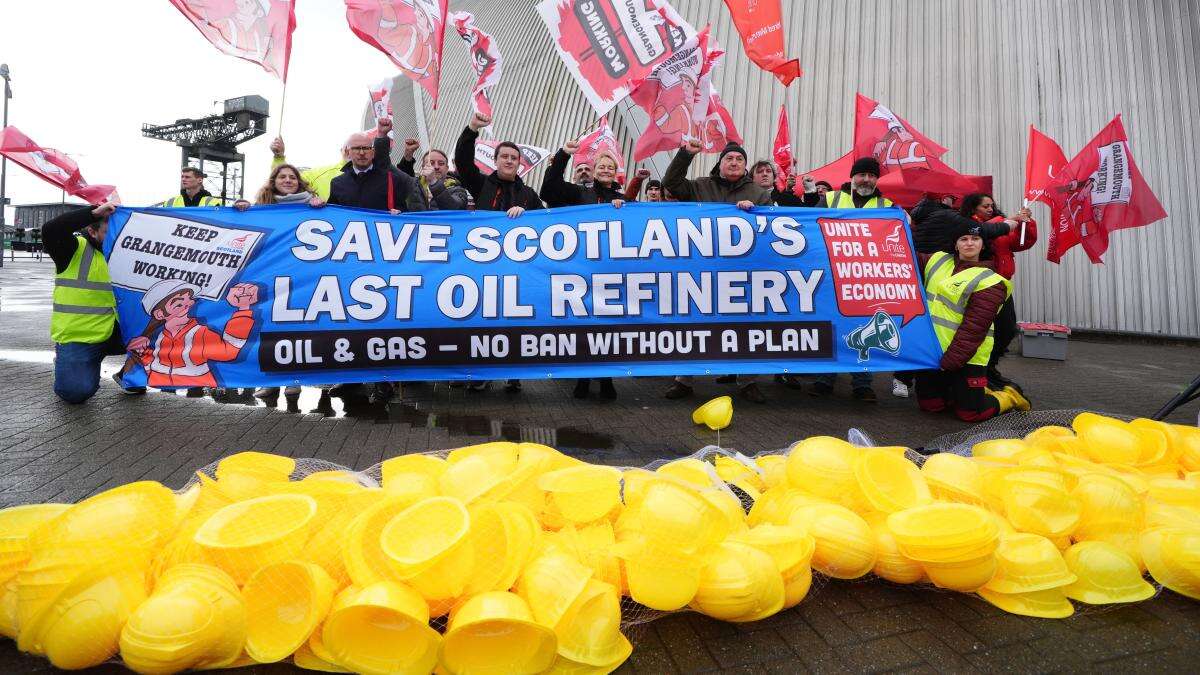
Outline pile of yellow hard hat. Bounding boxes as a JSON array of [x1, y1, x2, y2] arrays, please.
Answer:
[[0, 412, 1196, 673]]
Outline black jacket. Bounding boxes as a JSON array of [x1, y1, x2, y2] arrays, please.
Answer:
[[328, 135, 425, 212], [454, 127, 545, 212], [539, 150, 626, 207], [911, 199, 1010, 254], [42, 206, 103, 274]]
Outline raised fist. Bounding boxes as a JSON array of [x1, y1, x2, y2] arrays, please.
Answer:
[[226, 283, 259, 310], [684, 138, 702, 154], [403, 137, 421, 158], [636, 168, 651, 179], [469, 112, 491, 131], [563, 140, 580, 155], [376, 117, 393, 135]]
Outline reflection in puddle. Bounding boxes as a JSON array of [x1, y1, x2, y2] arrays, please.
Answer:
[[179, 385, 616, 450], [0, 348, 614, 450]]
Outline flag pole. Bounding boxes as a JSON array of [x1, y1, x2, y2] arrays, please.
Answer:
[[277, 79, 289, 138]]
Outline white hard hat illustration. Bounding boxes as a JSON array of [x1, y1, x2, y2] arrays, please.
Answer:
[[142, 280, 200, 314]]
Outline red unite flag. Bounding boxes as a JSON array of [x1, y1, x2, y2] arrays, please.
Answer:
[[450, 12, 503, 121], [169, 0, 296, 80], [693, 44, 742, 154], [1043, 115, 1166, 264], [537, 0, 696, 115], [720, 0, 801, 85], [1024, 125, 1068, 206], [772, 105, 793, 191], [574, 116, 626, 176], [345, 0, 450, 106], [804, 149, 991, 209], [852, 93, 981, 196], [630, 27, 710, 161], [0, 126, 118, 205]]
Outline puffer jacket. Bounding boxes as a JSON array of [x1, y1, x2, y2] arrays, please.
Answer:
[[539, 150, 627, 206], [661, 149, 772, 205], [913, 203, 1010, 254], [917, 253, 1009, 372], [453, 127, 545, 212]]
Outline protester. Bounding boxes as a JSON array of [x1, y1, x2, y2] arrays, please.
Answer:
[[541, 140, 630, 400], [815, 180, 833, 200], [40, 202, 143, 403], [233, 164, 325, 399], [269, 136, 348, 201], [662, 139, 772, 403], [644, 179, 664, 202], [161, 167, 222, 207], [397, 138, 471, 210], [572, 160, 594, 187], [810, 157, 894, 401], [959, 193, 1037, 390], [912, 192, 1014, 254], [623, 167, 651, 201], [326, 118, 423, 402], [328, 118, 424, 214], [454, 111, 544, 393], [914, 222, 1030, 422]]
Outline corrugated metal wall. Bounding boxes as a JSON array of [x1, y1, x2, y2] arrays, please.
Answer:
[[368, 0, 1200, 338]]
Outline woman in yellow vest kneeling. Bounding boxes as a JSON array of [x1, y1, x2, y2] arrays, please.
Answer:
[[914, 222, 1030, 422]]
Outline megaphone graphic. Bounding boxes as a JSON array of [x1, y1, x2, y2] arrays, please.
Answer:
[[845, 311, 901, 362]]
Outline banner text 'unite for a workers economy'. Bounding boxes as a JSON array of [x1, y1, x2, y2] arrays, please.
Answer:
[[104, 203, 940, 389]]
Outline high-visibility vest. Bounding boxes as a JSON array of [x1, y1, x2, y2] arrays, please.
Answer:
[[923, 251, 1012, 366], [825, 190, 893, 208], [51, 236, 116, 344], [161, 194, 222, 207]]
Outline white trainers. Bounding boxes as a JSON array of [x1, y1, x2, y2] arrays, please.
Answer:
[[891, 378, 910, 398]]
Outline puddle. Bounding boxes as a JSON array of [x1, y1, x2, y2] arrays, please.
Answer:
[[190, 385, 617, 450], [0, 349, 615, 450]]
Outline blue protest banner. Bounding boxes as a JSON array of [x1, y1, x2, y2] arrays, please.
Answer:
[[103, 202, 940, 388]]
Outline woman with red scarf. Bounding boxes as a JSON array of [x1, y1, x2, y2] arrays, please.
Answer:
[[958, 193, 1036, 390]]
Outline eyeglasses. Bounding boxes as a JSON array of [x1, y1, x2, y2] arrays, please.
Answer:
[[349, 146, 373, 152]]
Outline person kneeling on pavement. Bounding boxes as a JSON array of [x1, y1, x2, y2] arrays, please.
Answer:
[[41, 202, 145, 403], [914, 222, 1030, 422]]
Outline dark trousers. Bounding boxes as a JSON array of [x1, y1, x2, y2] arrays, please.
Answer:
[[915, 364, 999, 423], [989, 297, 1018, 370], [54, 331, 125, 404]]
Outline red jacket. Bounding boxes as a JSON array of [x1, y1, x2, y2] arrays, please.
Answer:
[[918, 253, 1009, 372], [981, 216, 1037, 279]]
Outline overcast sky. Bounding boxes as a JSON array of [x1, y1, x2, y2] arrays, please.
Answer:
[[1, 0, 396, 220]]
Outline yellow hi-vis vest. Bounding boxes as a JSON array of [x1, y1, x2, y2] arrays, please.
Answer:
[[51, 236, 116, 344], [923, 251, 1012, 366], [825, 190, 893, 208], [161, 194, 222, 207]]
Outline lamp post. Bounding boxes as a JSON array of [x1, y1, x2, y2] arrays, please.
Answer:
[[0, 63, 10, 267]]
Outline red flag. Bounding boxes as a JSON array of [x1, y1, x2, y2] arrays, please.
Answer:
[[0, 126, 118, 205], [345, 0, 450, 106], [537, 0, 696, 115], [169, 0, 296, 80], [804, 149, 990, 209], [720, 0, 801, 85], [574, 116, 625, 176], [449, 11, 503, 122], [1024, 125, 1068, 206], [692, 40, 742, 153], [1043, 115, 1166, 264], [772, 105, 793, 191], [851, 93, 978, 195], [630, 27, 710, 161]]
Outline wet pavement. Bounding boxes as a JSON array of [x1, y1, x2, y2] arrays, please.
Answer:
[[2, 258, 1199, 673]]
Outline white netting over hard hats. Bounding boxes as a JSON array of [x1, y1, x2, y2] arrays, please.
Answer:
[[1, 410, 1197, 673]]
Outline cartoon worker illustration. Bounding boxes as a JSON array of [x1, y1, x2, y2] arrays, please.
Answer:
[[376, 0, 437, 79], [124, 280, 259, 388], [651, 72, 698, 141]]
